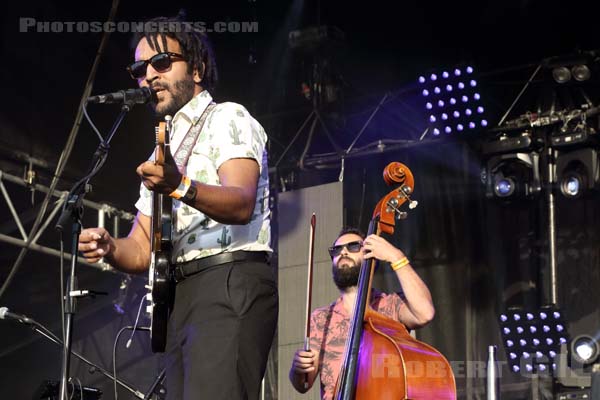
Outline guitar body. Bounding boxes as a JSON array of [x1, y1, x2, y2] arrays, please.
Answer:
[[148, 119, 174, 353]]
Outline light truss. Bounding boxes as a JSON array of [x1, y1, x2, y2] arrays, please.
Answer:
[[0, 169, 135, 272]]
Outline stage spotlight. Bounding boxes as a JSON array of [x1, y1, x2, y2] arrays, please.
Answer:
[[494, 176, 515, 197], [556, 148, 600, 198], [553, 67, 572, 83], [559, 171, 584, 198], [571, 335, 600, 366], [484, 152, 541, 200], [571, 64, 591, 82]]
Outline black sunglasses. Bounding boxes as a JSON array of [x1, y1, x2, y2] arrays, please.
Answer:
[[328, 240, 363, 258], [127, 52, 186, 80]]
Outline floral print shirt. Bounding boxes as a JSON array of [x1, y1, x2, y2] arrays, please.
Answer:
[[309, 291, 404, 400]]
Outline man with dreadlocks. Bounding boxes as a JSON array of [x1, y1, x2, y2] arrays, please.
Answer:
[[78, 12, 277, 400]]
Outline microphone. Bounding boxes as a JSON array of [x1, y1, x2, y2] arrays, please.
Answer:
[[87, 87, 156, 105], [0, 306, 32, 324]]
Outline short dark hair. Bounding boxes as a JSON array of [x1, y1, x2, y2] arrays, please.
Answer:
[[333, 226, 365, 245], [130, 10, 218, 91]]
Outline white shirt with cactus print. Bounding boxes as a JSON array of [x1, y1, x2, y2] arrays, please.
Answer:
[[135, 90, 272, 264]]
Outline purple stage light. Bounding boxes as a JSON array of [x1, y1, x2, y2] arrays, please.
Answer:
[[444, 126, 452, 134], [473, 93, 481, 100], [457, 82, 465, 89], [422, 89, 429, 97], [553, 312, 561, 319], [429, 115, 437, 123], [438, 100, 445, 107], [525, 364, 533, 372], [461, 95, 469, 103], [426, 102, 433, 109], [559, 337, 567, 345], [442, 71, 449, 78], [470, 79, 477, 87], [477, 106, 484, 114], [453, 111, 460, 118], [441, 113, 448, 120], [433, 128, 440, 136], [434, 86, 441, 94], [446, 84, 453, 92], [449, 97, 457, 105], [481, 119, 488, 127], [454, 68, 461, 76], [466, 66, 474, 74], [418, 76, 426, 83], [430, 73, 438, 81], [468, 122, 476, 129], [457, 124, 464, 131], [465, 108, 472, 116]]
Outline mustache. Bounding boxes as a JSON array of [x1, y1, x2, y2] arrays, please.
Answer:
[[151, 83, 169, 92]]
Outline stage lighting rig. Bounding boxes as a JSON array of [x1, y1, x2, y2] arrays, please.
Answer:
[[418, 66, 487, 137], [555, 333, 600, 394], [499, 305, 570, 376], [552, 105, 600, 198], [543, 50, 598, 84]]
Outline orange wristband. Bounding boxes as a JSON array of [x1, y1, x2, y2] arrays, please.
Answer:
[[169, 175, 191, 200]]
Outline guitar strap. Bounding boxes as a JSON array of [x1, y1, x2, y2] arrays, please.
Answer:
[[171, 101, 217, 171]]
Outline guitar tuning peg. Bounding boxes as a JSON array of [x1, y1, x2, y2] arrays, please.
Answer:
[[409, 200, 418, 209]]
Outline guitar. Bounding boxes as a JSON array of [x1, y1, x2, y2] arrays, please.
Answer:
[[147, 116, 174, 353]]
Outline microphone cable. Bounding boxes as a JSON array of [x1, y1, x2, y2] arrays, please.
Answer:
[[112, 294, 150, 400]]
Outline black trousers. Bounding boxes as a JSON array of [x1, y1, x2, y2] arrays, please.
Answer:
[[164, 259, 278, 400]]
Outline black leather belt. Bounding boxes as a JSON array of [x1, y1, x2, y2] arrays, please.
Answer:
[[173, 251, 269, 283]]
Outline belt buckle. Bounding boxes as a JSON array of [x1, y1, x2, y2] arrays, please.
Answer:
[[174, 266, 187, 283]]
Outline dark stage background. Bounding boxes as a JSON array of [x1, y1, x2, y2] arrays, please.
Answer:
[[0, 1, 599, 399]]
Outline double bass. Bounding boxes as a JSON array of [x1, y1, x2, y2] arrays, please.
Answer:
[[333, 162, 456, 400]]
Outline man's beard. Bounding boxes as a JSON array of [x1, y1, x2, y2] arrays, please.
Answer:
[[332, 257, 361, 290], [151, 77, 196, 118]]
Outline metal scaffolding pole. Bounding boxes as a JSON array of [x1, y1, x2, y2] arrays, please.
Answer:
[[0, 169, 135, 272]]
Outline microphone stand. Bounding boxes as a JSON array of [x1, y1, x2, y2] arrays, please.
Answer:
[[55, 101, 135, 400], [9, 315, 148, 399]]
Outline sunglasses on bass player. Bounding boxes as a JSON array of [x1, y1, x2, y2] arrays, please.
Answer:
[[328, 240, 363, 258], [127, 52, 186, 80]]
